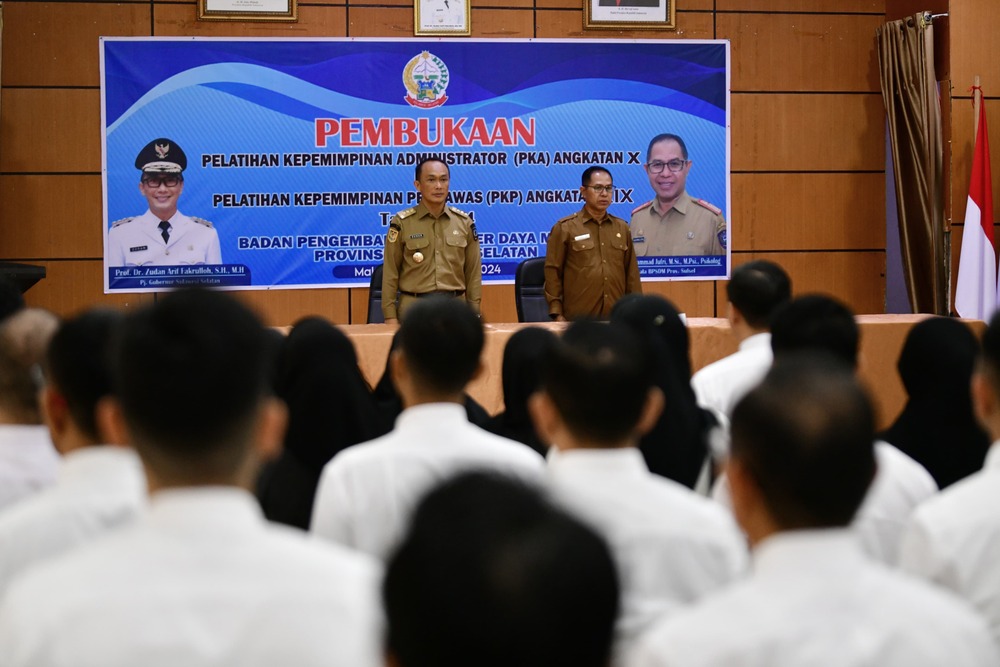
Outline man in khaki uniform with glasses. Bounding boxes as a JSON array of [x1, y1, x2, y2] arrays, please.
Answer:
[[544, 166, 641, 321], [381, 158, 482, 323], [630, 133, 727, 258]]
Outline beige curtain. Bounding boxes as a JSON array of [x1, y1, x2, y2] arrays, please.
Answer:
[[876, 13, 946, 314]]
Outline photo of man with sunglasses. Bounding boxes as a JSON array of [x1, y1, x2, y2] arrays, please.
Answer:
[[630, 133, 727, 257], [107, 138, 222, 267], [543, 166, 642, 321]]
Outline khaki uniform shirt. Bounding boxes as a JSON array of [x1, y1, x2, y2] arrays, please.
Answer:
[[381, 202, 482, 320], [543, 207, 642, 320], [630, 191, 727, 257]]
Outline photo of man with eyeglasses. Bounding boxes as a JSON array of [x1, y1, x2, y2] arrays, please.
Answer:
[[630, 133, 727, 257], [543, 166, 642, 321], [107, 138, 222, 267]]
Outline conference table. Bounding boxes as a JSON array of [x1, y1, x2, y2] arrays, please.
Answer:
[[342, 315, 983, 430]]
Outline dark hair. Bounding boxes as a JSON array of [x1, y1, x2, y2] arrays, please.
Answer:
[[770, 294, 859, 368], [415, 157, 449, 181], [646, 133, 689, 162], [609, 294, 709, 488], [981, 311, 1000, 391], [540, 320, 652, 444], [111, 288, 274, 479], [485, 327, 558, 455], [726, 260, 792, 329], [396, 297, 484, 395], [731, 353, 876, 530], [43, 309, 123, 442], [384, 471, 619, 667], [0, 309, 60, 423], [581, 166, 612, 186]]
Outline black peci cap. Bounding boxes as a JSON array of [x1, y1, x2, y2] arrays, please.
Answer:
[[135, 138, 187, 174]]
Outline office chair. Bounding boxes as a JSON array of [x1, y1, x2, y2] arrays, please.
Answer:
[[367, 264, 386, 324], [514, 257, 549, 323]]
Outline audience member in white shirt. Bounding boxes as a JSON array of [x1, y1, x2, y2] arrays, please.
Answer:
[[533, 320, 746, 658], [900, 310, 1000, 650], [311, 297, 544, 559], [0, 288, 383, 667], [0, 309, 146, 595], [0, 308, 60, 512], [715, 294, 938, 564], [384, 470, 619, 667], [630, 354, 998, 667], [692, 260, 790, 460]]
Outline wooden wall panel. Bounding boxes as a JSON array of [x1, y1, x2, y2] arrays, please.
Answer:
[[731, 173, 885, 251], [0, 89, 101, 173], [715, 251, 886, 314], [719, 13, 882, 92], [0, 175, 104, 259], [718, 0, 880, 12], [1, 3, 151, 87], [22, 260, 155, 316], [949, 0, 1000, 96], [470, 9, 534, 37], [535, 9, 713, 38], [346, 7, 413, 37], [154, 4, 347, 36], [732, 93, 884, 171], [472, 0, 531, 8]]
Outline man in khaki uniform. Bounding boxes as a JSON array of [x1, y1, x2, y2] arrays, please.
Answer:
[[630, 133, 727, 257], [381, 158, 482, 323], [544, 167, 641, 321]]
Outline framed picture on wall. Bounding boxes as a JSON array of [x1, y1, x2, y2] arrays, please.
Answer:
[[585, 0, 674, 29], [414, 0, 471, 36], [198, 0, 297, 22]]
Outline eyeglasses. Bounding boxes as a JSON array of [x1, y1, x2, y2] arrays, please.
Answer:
[[645, 159, 688, 174], [142, 176, 182, 188], [585, 185, 615, 194]]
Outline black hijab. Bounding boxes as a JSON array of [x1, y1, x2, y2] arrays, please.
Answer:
[[610, 294, 712, 488], [257, 317, 382, 529], [484, 327, 558, 456], [880, 317, 989, 488]]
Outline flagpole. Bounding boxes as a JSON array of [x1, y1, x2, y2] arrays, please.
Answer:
[[974, 75, 981, 143]]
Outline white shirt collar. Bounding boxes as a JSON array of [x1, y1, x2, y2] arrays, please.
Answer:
[[984, 442, 1000, 470], [148, 487, 264, 537], [752, 528, 865, 580], [738, 332, 771, 352], [546, 446, 648, 477], [395, 402, 468, 435]]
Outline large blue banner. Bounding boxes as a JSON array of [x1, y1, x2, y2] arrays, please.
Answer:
[[101, 38, 730, 292]]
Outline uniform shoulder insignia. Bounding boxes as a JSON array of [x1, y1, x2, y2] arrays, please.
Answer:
[[631, 200, 654, 215], [191, 217, 215, 228], [397, 207, 417, 219], [694, 199, 722, 216], [110, 217, 135, 228], [389, 221, 401, 230], [448, 205, 470, 219], [556, 213, 577, 224]]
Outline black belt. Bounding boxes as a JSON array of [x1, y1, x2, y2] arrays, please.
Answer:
[[399, 290, 466, 298]]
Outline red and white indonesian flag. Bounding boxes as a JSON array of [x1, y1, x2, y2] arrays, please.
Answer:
[[956, 98, 996, 320]]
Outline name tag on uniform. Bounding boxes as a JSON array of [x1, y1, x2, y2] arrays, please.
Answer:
[[409, 233, 425, 239], [574, 233, 591, 241], [129, 245, 148, 253]]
